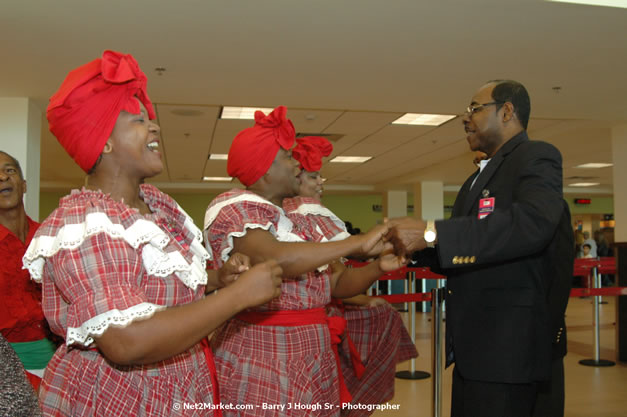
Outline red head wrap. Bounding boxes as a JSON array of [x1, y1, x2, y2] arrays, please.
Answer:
[[227, 106, 295, 187], [292, 136, 333, 172], [47, 50, 156, 172]]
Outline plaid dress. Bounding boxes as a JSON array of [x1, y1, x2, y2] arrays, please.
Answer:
[[284, 197, 418, 416], [23, 185, 216, 417], [204, 190, 339, 417]]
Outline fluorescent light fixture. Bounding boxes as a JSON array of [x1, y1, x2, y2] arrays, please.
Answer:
[[330, 156, 372, 163], [220, 106, 274, 120], [203, 176, 233, 182], [209, 154, 228, 160], [569, 182, 600, 187], [574, 163, 613, 169], [546, 0, 627, 9], [392, 113, 456, 126]]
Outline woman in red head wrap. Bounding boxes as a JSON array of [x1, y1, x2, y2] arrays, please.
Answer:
[[204, 113, 406, 416], [284, 137, 418, 415], [24, 51, 282, 417]]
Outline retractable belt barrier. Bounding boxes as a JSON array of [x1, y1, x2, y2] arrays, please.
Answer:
[[573, 257, 618, 367], [342, 258, 623, 417]]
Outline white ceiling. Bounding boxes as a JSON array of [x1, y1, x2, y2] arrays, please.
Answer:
[[2, 0, 625, 196]]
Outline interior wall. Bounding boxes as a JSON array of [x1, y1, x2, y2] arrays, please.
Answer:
[[38, 191, 615, 234]]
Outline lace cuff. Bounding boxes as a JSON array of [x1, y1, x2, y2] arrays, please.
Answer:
[[67, 302, 166, 347]]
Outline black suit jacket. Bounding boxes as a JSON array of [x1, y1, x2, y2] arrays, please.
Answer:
[[434, 131, 572, 384]]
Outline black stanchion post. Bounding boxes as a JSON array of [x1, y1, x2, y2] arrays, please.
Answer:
[[431, 287, 445, 417], [579, 265, 615, 367], [396, 270, 430, 380]]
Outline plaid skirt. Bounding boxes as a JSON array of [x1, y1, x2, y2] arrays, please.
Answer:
[[331, 303, 418, 416], [211, 317, 341, 417]]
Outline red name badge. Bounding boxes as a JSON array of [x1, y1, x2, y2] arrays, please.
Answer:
[[478, 197, 495, 219]]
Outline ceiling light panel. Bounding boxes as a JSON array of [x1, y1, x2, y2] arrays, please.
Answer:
[[203, 176, 233, 182], [220, 107, 274, 119], [330, 156, 373, 163], [209, 154, 228, 160], [392, 113, 457, 126], [574, 163, 613, 168], [569, 182, 601, 187], [546, 0, 627, 9]]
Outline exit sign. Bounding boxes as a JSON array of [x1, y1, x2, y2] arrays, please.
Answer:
[[574, 198, 591, 205]]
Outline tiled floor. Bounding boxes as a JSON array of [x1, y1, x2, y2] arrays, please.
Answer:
[[372, 297, 627, 417]]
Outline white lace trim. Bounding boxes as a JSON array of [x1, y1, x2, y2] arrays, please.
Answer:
[[67, 302, 166, 347], [204, 192, 288, 230], [24, 212, 208, 290], [204, 193, 305, 262], [328, 231, 352, 242], [288, 203, 348, 234]]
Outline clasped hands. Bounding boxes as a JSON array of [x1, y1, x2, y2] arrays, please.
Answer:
[[359, 217, 429, 262], [355, 217, 428, 270]]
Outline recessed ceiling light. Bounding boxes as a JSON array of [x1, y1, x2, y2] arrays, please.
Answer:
[[220, 106, 274, 120], [569, 182, 600, 187], [574, 163, 613, 169], [209, 154, 228, 160], [330, 156, 372, 163], [546, 0, 627, 9], [203, 176, 233, 182], [392, 113, 456, 126]]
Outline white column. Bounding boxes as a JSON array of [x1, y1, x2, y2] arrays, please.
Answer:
[[0, 98, 41, 220], [384, 190, 408, 219], [612, 125, 627, 243], [413, 181, 444, 221]]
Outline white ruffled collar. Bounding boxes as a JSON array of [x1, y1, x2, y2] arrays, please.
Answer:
[[23, 186, 210, 291]]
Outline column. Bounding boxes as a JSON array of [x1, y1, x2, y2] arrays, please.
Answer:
[[383, 190, 408, 295], [414, 181, 445, 312], [612, 125, 627, 362], [0, 98, 41, 221], [413, 181, 444, 221]]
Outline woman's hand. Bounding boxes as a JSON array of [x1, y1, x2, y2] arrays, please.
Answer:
[[233, 259, 283, 308], [355, 224, 392, 258], [378, 251, 407, 272], [217, 253, 251, 287]]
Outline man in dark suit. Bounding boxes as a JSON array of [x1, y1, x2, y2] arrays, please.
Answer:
[[387, 80, 573, 417]]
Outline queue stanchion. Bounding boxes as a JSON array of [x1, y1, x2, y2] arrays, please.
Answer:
[[579, 265, 615, 367], [396, 269, 430, 380], [431, 286, 445, 417]]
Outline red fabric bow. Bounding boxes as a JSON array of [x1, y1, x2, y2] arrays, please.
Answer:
[[47, 50, 155, 172], [227, 106, 295, 186], [292, 136, 333, 172]]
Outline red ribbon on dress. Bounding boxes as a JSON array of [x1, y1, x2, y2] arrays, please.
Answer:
[[236, 308, 357, 405], [200, 338, 223, 417], [329, 299, 366, 379]]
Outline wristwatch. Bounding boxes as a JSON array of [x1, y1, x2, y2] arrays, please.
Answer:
[[424, 220, 436, 248]]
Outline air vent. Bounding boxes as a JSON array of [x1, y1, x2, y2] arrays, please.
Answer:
[[296, 133, 345, 142]]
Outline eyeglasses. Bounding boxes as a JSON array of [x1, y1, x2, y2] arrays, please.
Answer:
[[465, 101, 504, 115]]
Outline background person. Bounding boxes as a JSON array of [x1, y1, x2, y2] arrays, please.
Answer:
[[204, 107, 404, 416], [23, 50, 282, 416], [284, 136, 418, 415], [0, 334, 42, 417], [0, 151, 56, 390]]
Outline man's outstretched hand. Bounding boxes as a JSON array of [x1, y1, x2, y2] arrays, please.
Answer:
[[385, 217, 427, 257]]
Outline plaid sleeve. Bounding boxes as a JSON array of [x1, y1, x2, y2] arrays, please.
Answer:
[[207, 200, 282, 268], [50, 232, 163, 347], [309, 215, 350, 241]]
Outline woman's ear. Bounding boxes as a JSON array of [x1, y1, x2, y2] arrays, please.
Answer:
[[102, 140, 113, 154]]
